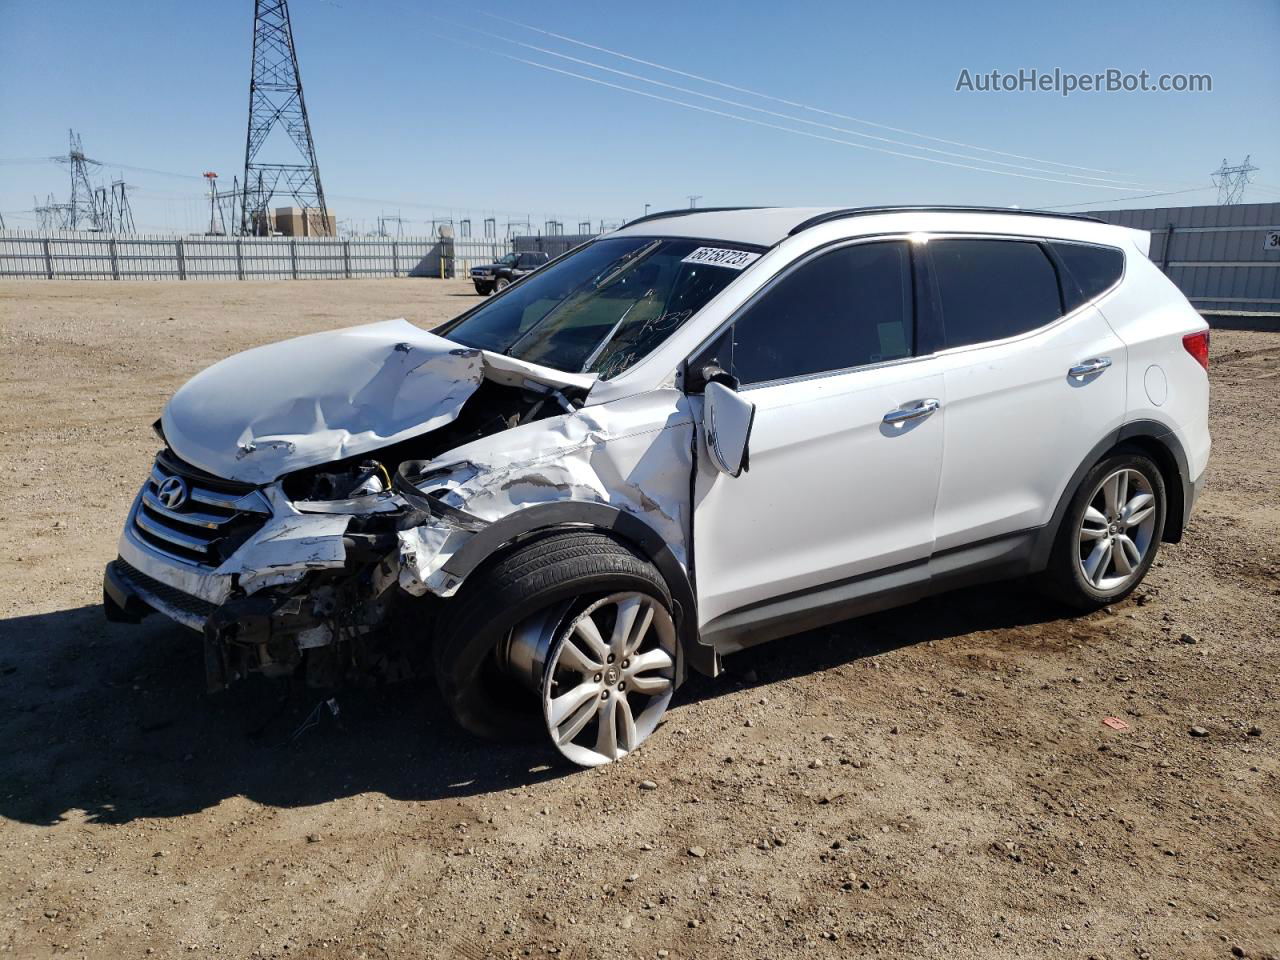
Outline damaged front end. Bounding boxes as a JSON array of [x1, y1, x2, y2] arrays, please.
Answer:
[[104, 318, 700, 692], [107, 449, 415, 691]]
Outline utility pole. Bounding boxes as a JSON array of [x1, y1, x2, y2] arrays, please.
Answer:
[[1212, 156, 1258, 205], [687, 195, 702, 209], [203, 172, 222, 235], [643, 203, 651, 217], [241, 0, 329, 235]]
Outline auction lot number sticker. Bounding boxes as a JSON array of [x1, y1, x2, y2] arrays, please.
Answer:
[[682, 247, 761, 270]]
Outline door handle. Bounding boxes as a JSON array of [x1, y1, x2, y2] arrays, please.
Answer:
[[1069, 356, 1112, 378], [883, 398, 940, 425]]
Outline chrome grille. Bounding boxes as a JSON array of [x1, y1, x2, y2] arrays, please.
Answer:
[[131, 452, 270, 567]]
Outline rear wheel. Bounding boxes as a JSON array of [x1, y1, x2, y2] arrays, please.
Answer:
[[1043, 451, 1166, 609], [433, 531, 677, 762]]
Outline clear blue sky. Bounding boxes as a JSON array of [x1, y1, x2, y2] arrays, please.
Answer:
[[2, 0, 1278, 234]]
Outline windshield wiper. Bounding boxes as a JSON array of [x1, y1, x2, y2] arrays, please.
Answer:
[[504, 240, 662, 358], [592, 239, 660, 290]]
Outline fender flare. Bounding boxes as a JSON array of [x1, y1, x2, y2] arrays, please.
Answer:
[[438, 501, 718, 679], [1030, 419, 1193, 571]]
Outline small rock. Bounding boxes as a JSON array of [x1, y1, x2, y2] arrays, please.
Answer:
[[620, 914, 634, 930], [1179, 633, 1198, 644], [809, 759, 824, 769], [743, 718, 754, 727], [1231, 947, 1247, 958], [1189, 725, 1210, 738], [687, 846, 706, 858], [43, 909, 58, 919], [638, 779, 658, 790], [306, 833, 321, 843], [1247, 726, 1262, 737], [687, 918, 700, 928], [889, 725, 900, 735]]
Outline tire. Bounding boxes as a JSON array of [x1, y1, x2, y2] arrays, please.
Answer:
[[1041, 450, 1167, 610], [493, 276, 510, 294], [473, 282, 491, 296], [433, 531, 673, 741]]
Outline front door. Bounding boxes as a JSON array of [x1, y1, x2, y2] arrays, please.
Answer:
[[689, 240, 946, 637]]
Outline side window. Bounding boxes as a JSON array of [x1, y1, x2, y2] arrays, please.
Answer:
[[727, 241, 914, 386], [1051, 241, 1124, 311], [929, 239, 1063, 349]]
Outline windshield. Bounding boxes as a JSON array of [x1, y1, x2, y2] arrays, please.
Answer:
[[497, 253, 518, 265], [440, 237, 760, 379]]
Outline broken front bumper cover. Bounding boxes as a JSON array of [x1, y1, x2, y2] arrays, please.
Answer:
[[103, 555, 376, 691]]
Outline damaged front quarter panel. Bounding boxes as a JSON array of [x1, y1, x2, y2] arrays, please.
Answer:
[[394, 389, 696, 598]]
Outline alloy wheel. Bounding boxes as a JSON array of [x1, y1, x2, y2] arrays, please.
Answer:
[[536, 592, 676, 767], [1077, 467, 1159, 591]]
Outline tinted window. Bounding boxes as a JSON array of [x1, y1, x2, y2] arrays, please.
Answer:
[[929, 239, 1063, 349], [728, 242, 913, 385], [1052, 242, 1124, 311], [441, 237, 753, 377]]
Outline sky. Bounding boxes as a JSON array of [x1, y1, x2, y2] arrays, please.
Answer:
[[2, 0, 1278, 235]]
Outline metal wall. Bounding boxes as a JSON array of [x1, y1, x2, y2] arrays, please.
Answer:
[[0, 230, 493, 281], [1089, 201, 1280, 316]]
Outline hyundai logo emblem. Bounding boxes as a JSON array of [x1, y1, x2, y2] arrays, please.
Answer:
[[156, 475, 188, 509]]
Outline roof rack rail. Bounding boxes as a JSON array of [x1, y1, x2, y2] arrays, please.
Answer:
[[788, 205, 1104, 236], [620, 206, 768, 230]]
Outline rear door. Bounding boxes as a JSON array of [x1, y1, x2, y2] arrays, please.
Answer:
[[690, 240, 946, 634], [923, 237, 1127, 552]]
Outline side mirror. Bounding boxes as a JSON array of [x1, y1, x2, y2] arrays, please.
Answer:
[[703, 380, 756, 478]]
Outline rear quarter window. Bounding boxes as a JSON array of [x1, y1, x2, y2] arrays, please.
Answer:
[[1051, 242, 1125, 311]]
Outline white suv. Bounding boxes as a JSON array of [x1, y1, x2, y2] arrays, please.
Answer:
[[104, 206, 1211, 766]]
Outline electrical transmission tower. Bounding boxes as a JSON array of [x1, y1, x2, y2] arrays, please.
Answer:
[[241, 0, 330, 236], [53, 130, 104, 230], [376, 214, 405, 238], [1212, 156, 1258, 205]]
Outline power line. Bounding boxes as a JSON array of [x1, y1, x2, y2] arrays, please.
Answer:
[[483, 11, 1123, 177], [432, 31, 1147, 191], [1039, 186, 1216, 210], [445, 19, 1157, 190]]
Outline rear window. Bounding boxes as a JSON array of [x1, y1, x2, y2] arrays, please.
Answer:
[[1051, 242, 1125, 311], [928, 239, 1063, 349]]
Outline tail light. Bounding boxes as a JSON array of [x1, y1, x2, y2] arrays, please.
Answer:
[[1182, 330, 1210, 371]]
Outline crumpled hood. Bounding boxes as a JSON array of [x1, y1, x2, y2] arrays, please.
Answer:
[[161, 318, 594, 485]]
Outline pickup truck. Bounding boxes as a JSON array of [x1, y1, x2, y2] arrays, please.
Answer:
[[470, 251, 551, 295]]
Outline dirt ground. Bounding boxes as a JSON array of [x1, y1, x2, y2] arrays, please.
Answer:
[[0, 279, 1277, 960]]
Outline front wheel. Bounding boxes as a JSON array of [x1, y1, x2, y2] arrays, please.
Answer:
[[493, 276, 510, 294], [473, 282, 492, 295], [1042, 451, 1166, 609], [432, 531, 677, 764]]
